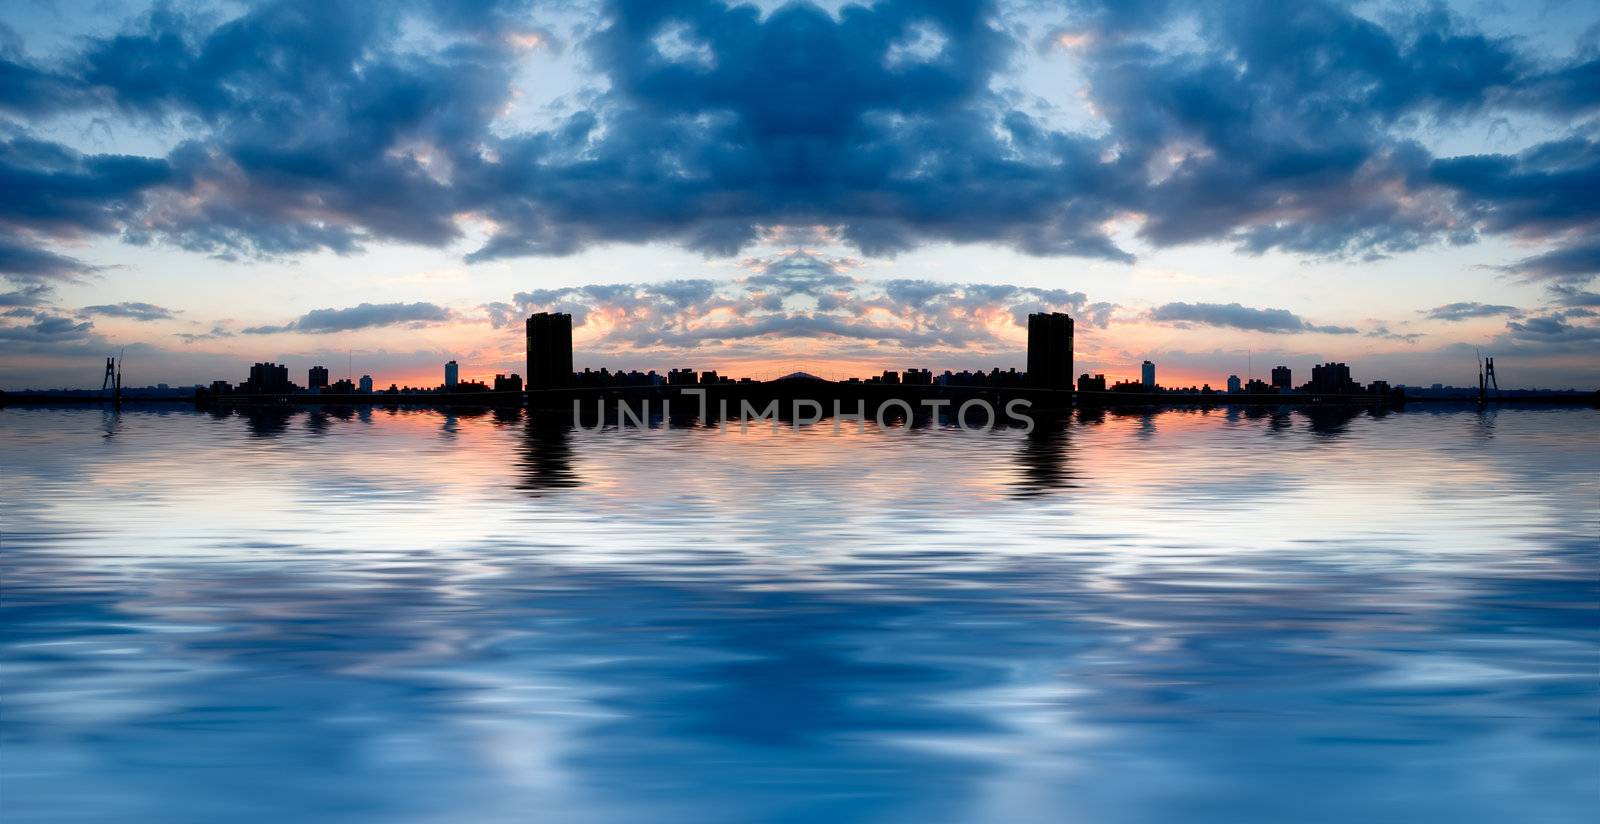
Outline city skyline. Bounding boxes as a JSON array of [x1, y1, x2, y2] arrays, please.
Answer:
[[2, 1, 1598, 390], [171, 310, 1445, 403]]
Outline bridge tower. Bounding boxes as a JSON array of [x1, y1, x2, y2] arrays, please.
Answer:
[[101, 351, 123, 405], [1477, 351, 1498, 405]]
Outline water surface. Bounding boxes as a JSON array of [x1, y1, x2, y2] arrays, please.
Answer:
[[3, 405, 1596, 822]]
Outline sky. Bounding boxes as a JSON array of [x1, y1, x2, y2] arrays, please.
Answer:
[[1, 0, 1597, 390]]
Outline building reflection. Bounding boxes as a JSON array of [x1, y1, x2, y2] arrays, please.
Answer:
[[1302, 406, 1363, 438], [518, 416, 579, 496], [1012, 412, 1075, 496], [240, 406, 295, 438]]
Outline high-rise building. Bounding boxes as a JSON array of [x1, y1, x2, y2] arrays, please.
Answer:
[[1141, 360, 1156, 389], [525, 312, 574, 390], [1310, 362, 1354, 394], [1270, 365, 1292, 390], [444, 360, 460, 388], [308, 365, 329, 390], [493, 373, 523, 393], [1227, 374, 1242, 394], [358, 375, 373, 393], [1077, 373, 1106, 392], [1026, 312, 1074, 389], [244, 362, 290, 394]]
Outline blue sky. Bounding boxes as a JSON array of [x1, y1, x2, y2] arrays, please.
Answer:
[[1, 0, 1596, 389]]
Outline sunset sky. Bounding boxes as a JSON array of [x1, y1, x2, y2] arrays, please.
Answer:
[[1, 0, 1596, 390]]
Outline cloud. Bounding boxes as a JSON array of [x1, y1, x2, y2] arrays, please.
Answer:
[[242, 301, 454, 334], [1546, 284, 1600, 308], [176, 324, 236, 343], [80, 301, 179, 321], [1148, 301, 1358, 334], [1493, 237, 1600, 284], [1422, 302, 1520, 321], [0, 312, 94, 342], [1366, 324, 1423, 343], [0, 232, 101, 280], [1465, 307, 1600, 366], [0, 281, 51, 307], [0, 0, 1594, 274], [1504, 311, 1600, 345], [489, 251, 1100, 357]]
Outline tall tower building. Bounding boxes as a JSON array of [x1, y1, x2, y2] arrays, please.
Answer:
[[1141, 360, 1156, 389], [358, 375, 373, 393], [1271, 365, 1292, 390], [525, 312, 574, 390], [308, 365, 329, 390], [1026, 312, 1074, 389], [444, 360, 459, 389]]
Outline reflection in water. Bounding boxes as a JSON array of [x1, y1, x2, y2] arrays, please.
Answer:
[[240, 405, 294, 438], [1303, 405, 1363, 437], [0, 405, 1596, 823], [518, 415, 579, 495], [1013, 413, 1075, 496]]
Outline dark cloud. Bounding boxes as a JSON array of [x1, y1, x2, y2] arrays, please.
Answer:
[[1504, 311, 1600, 343], [0, 0, 1593, 275], [1492, 236, 1600, 283], [1546, 283, 1600, 308], [0, 231, 100, 280], [242, 301, 454, 334], [80, 301, 178, 321], [0, 281, 51, 307], [1149, 302, 1358, 334], [0, 312, 94, 342], [1422, 302, 1520, 321]]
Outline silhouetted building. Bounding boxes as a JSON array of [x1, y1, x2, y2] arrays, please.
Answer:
[[1141, 360, 1156, 390], [243, 362, 290, 394], [525, 312, 574, 390], [308, 365, 329, 390], [1077, 373, 1106, 392], [1368, 380, 1391, 397], [1271, 365, 1292, 390], [701, 370, 722, 384], [328, 378, 355, 394], [902, 368, 932, 386], [880, 370, 901, 385], [444, 360, 460, 389], [1027, 312, 1074, 389], [1245, 378, 1272, 394], [494, 373, 523, 393], [210, 380, 233, 396], [1111, 379, 1146, 393], [359, 375, 373, 393], [1227, 374, 1241, 394], [667, 368, 698, 386], [1310, 362, 1356, 394]]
